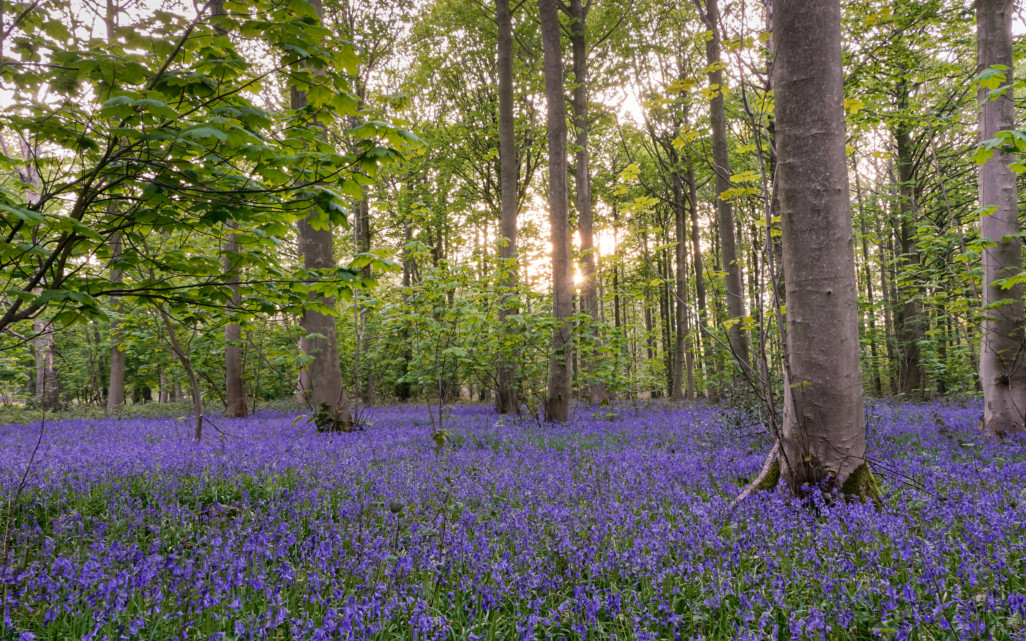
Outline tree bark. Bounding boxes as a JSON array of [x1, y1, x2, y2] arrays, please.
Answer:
[[539, 0, 573, 422], [106, 233, 126, 411], [978, 0, 1026, 434], [208, 0, 247, 418], [568, 0, 607, 405], [893, 116, 926, 396], [775, 0, 867, 489], [852, 161, 882, 397], [291, 0, 353, 429], [103, 1, 125, 413], [495, 0, 520, 414], [672, 172, 688, 400], [703, 0, 749, 372], [223, 221, 248, 418], [33, 317, 59, 409]]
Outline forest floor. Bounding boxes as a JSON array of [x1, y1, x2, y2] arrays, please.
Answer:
[[0, 401, 1024, 640]]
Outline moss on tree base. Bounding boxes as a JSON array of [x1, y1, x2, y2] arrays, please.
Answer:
[[840, 462, 881, 505], [313, 403, 353, 433], [753, 458, 780, 492]]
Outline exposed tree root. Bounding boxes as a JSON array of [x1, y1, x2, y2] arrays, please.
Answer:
[[729, 442, 779, 509]]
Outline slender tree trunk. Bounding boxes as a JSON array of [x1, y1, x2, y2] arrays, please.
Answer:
[[978, 0, 1026, 434], [703, 0, 749, 372], [106, 232, 126, 411], [613, 205, 622, 332], [893, 118, 926, 396], [686, 164, 712, 392], [223, 221, 248, 418], [159, 311, 203, 440], [159, 370, 169, 403], [210, 0, 247, 419], [672, 173, 689, 400], [539, 0, 572, 422], [881, 215, 898, 394], [775, 0, 868, 490], [660, 246, 673, 396], [291, 0, 352, 430], [33, 317, 59, 409], [495, 0, 520, 414], [568, 0, 607, 405], [100, 3, 126, 413], [13, 139, 60, 410], [853, 161, 882, 397]]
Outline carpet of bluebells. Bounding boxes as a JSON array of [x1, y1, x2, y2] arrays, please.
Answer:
[[1, 401, 1025, 641]]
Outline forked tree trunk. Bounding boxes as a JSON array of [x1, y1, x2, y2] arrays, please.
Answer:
[[774, 0, 868, 491], [539, 0, 573, 422], [495, 0, 520, 414], [978, 0, 1026, 435], [703, 0, 749, 373], [291, 0, 353, 430], [568, 0, 608, 406]]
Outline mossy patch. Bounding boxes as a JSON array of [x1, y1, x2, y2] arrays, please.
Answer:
[[840, 462, 882, 505], [753, 458, 780, 492], [313, 403, 353, 433]]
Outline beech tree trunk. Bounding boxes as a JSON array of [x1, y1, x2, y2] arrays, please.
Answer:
[[568, 0, 607, 406], [539, 0, 573, 422], [775, 0, 867, 489], [978, 0, 1026, 435], [103, 4, 125, 412], [291, 0, 353, 429], [495, 0, 519, 414], [703, 0, 749, 372]]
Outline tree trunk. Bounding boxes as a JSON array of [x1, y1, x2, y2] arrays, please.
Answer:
[[291, 0, 353, 430], [686, 164, 712, 392], [33, 317, 59, 410], [672, 173, 688, 399], [978, 0, 1026, 434], [853, 163, 882, 397], [223, 221, 248, 418], [210, 0, 247, 419], [14, 138, 60, 410], [539, 0, 573, 422], [568, 0, 607, 405], [159, 370, 169, 403], [704, 0, 749, 371], [893, 118, 926, 396], [495, 0, 520, 414], [775, 0, 868, 491], [106, 232, 126, 412]]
